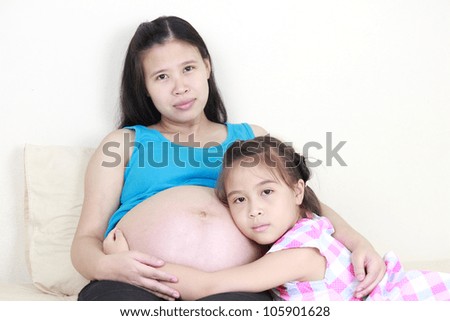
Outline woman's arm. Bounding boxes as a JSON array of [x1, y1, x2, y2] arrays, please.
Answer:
[[250, 124, 269, 136], [70, 130, 179, 300], [320, 202, 386, 298], [161, 248, 326, 300]]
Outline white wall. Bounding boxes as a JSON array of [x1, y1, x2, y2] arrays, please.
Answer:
[[1, 0, 449, 283]]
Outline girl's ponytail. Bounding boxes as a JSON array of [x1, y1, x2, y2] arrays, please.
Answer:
[[293, 152, 322, 216]]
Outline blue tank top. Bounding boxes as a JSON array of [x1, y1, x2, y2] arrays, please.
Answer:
[[105, 122, 255, 236]]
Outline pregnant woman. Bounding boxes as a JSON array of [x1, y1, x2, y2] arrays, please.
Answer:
[[71, 16, 385, 301]]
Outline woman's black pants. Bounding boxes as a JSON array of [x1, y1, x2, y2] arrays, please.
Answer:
[[78, 280, 272, 301]]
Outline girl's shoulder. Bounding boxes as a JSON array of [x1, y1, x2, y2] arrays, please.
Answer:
[[299, 214, 334, 237], [268, 215, 334, 253]]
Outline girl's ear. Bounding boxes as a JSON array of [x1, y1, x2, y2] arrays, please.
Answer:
[[294, 179, 305, 205]]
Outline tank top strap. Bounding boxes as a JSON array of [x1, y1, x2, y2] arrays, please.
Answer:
[[223, 122, 255, 146], [126, 123, 254, 146], [124, 125, 164, 144]]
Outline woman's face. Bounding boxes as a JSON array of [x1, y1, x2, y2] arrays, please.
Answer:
[[141, 39, 211, 126]]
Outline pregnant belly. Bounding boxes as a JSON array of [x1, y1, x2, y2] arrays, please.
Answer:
[[116, 186, 265, 271]]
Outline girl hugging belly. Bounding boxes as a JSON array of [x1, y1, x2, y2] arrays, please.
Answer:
[[116, 185, 265, 271]]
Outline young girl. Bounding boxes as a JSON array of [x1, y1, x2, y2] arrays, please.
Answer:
[[106, 135, 450, 300], [72, 15, 385, 301]]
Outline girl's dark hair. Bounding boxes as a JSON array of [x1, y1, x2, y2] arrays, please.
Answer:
[[119, 16, 227, 128], [216, 135, 322, 216]]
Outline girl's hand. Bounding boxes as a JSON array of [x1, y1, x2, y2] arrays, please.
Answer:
[[351, 244, 386, 298], [101, 229, 180, 300]]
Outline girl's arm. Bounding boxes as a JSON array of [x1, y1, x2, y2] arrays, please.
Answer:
[[71, 130, 179, 300], [320, 202, 386, 298], [161, 247, 326, 300]]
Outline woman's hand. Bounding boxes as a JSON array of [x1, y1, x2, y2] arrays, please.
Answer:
[[101, 228, 180, 300], [351, 243, 386, 298]]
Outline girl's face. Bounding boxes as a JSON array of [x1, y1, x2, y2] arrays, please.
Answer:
[[224, 161, 305, 245], [141, 39, 211, 126]]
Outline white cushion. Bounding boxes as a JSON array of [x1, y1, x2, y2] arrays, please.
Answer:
[[24, 144, 93, 297]]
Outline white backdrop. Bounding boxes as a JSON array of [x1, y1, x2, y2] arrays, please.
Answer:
[[1, 0, 449, 283]]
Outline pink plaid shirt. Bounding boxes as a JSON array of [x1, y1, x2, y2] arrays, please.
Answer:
[[268, 214, 450, 301]]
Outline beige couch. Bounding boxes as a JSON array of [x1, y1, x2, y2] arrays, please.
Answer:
[[1, 144, 449, 301]]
